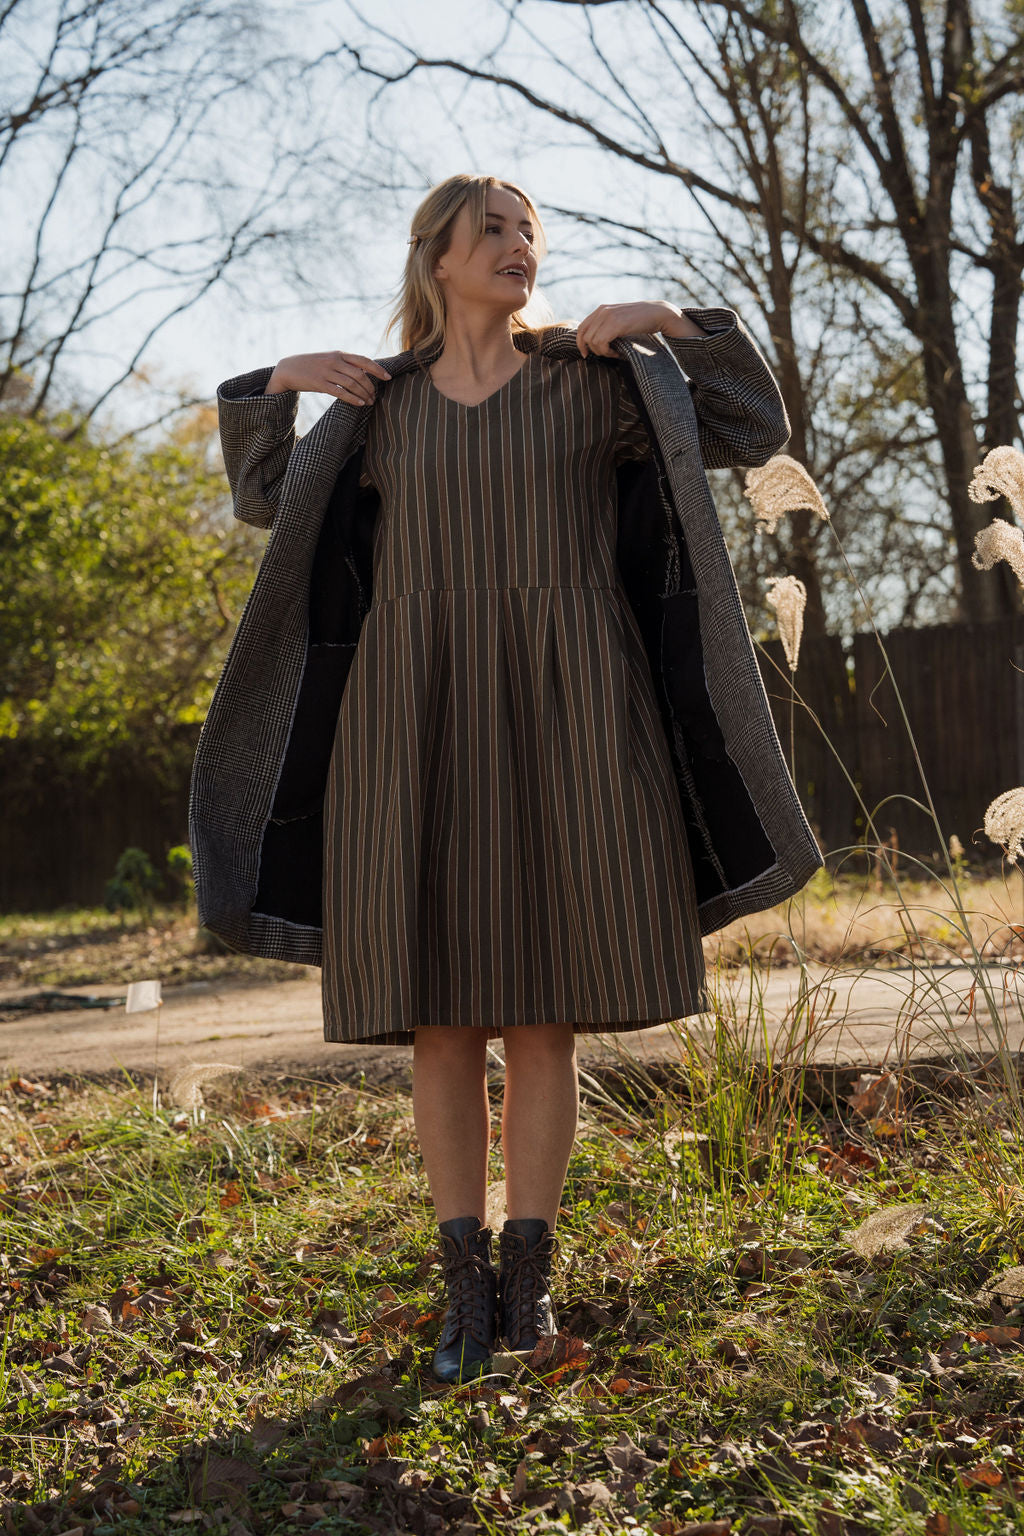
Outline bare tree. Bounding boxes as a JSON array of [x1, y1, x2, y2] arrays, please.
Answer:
[[0, 0, 370, 433], [327, 0, 1024, 628], [706, 0, 1024, 624]]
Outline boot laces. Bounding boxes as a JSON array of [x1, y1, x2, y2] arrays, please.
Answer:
[[501, 1232, 559, 1337], [427, 1244, 495, 1349]]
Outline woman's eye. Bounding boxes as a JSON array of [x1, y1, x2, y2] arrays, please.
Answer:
[[487, 225, 535, 242]]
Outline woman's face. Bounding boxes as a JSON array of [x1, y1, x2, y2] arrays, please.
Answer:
[[433, 186, 538, 317]]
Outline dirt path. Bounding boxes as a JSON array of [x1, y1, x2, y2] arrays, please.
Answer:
[[1, 961, 1021, 1089]]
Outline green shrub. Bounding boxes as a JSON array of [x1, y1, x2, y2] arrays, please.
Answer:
[[167, 844, 195, 907], [104, 846, 163, 926]]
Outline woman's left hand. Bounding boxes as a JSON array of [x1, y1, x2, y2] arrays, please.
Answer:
[[575, 301, 681, 358]]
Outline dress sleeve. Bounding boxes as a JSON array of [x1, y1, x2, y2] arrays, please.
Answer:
[[614, 371, 652, 464]]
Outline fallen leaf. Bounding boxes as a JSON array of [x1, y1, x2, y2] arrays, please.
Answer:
[[967, 1326, 1020, 1347], [525, 1331, 590, 1374], [27, 1244, 68, 1264], [81, 1305, 114, 1333], [238, 1093, 285, 1119], [603, 1430, 659, 1476], [925, 1513, 967, 1536], [204, 1250, 235, 1269], [837, 1414, 901, 1454], [363, 1432, 402, 1459], [249, 1414, 288, 1451], [185, 1452, 258, 1511], [847, 1071, 900, 1119], [846, 1203, 938, 1259], [43, 1351, 81, 1376], [243, 1293, 283, 1317], [372, 1301, 421, 1331], [711, 1337, 750, 1366], [774, 1246, 814, 1271], [958, 1461, 1003, 1489], [108, 1278, 144, 1324]]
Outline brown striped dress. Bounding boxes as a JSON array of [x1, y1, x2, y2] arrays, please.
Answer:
[[321, 333, 709, 1045]]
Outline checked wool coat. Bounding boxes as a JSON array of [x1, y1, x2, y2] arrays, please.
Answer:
[[188, 304, 824, 985]]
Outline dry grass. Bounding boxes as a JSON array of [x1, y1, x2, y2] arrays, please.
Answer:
[[0, 906, 313, 992], [3, 865, 1023, 998], [710, 865, 1024, 972]]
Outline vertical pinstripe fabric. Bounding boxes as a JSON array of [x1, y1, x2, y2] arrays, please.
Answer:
[[320, 337, 709, 1044]]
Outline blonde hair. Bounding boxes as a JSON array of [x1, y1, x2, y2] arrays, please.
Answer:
[[382, 173, 564, 360]]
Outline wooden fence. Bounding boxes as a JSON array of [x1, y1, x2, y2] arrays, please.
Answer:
[[3, 617, 1022, 912], [0, 742, 198, 914], [756, 615, 1024, 868]]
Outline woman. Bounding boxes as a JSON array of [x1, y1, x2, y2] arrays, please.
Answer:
[[191, 172, 823, 1386]]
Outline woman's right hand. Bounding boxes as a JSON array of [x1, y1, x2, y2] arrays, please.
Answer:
[[266, 351, 391, 403]]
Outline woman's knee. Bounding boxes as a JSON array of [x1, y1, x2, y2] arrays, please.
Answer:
[[501, 1021, 577, 1059], [414, 1024, 490, 1059]]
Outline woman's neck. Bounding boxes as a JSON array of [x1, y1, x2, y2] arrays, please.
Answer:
[[429, 313, 522, 385]]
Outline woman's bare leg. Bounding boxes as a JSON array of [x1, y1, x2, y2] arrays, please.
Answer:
[[412, 1025, 491, 1225], [500, 1022, 579, 1230]]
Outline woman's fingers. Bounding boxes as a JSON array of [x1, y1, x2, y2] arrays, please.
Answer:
[[331, 353, 390, 403], [338, 367, 375, 403], [324, 366, 372, 403], [270, 350, 390, 397]]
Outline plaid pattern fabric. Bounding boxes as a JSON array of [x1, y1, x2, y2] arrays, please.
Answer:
[[189, 306, 823, 965]]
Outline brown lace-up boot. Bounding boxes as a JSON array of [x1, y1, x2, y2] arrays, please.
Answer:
[[497, 1217, 560, 1352], [428, 1215, 498, 1383]]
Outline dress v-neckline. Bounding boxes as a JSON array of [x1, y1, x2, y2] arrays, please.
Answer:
[[426, 349, 533, 410]]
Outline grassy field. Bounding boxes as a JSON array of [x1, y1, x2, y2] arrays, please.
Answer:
[[3, 864, 1024, 994], [2, 864, 1024, 1532], [1, 1035, 1023, 1536]]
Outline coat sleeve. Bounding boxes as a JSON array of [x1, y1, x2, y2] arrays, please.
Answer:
[[216, 366, 302, 530], [659, 305, 791, 470]]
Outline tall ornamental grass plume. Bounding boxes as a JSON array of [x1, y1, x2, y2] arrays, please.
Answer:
[[983, 786, 1024, 864], [967, 444, 1024, 517], [971, 515, 1024, 588], [765, 574, 807, 672], [743, 452, 830, 533]]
